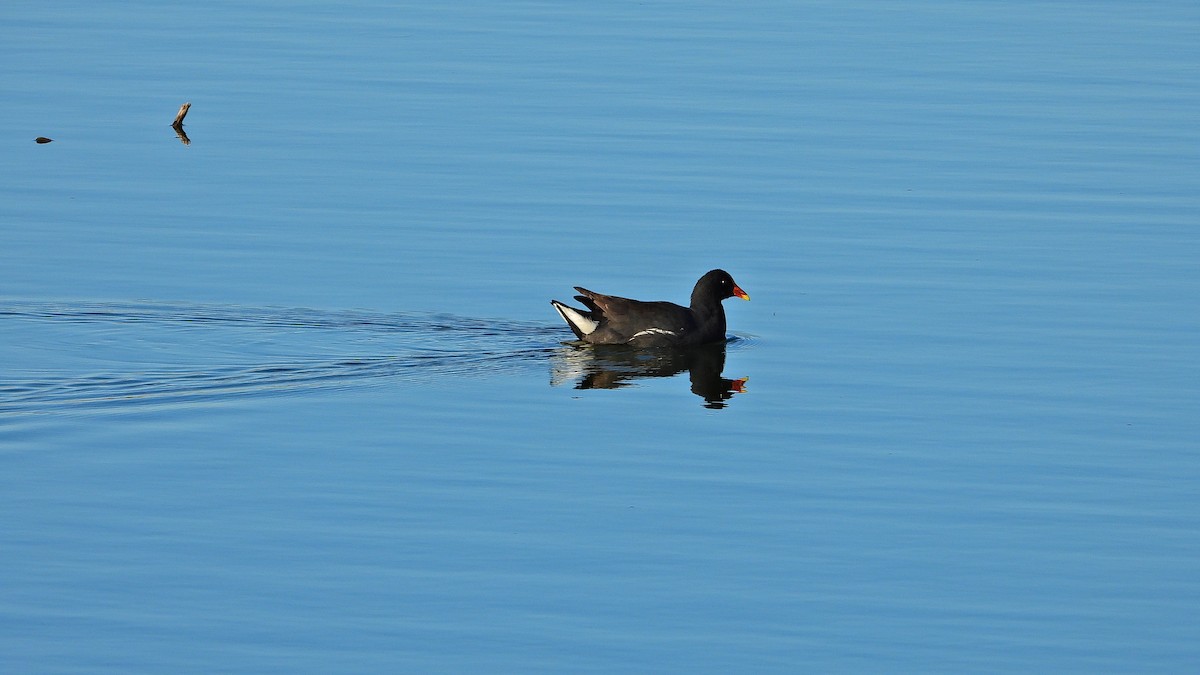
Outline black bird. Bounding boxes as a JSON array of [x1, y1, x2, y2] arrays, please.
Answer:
[[551, 269, 749, 347]]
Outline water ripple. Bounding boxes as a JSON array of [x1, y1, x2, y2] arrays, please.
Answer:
[[0, 301, 561, 414]]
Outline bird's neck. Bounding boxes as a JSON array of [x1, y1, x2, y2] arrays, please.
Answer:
[[690, 297, 726, 327]]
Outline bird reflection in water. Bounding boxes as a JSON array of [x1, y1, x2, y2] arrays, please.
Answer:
[[550, 341, 747, 409]]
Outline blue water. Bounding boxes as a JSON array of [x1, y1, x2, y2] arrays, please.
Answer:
[[3, 1, 1199, 672]]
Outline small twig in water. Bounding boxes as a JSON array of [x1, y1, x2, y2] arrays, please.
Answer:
[[172, 102, 191, 127]]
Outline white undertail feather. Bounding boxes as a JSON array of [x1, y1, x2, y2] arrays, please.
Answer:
[[551, 301, 599, 335]]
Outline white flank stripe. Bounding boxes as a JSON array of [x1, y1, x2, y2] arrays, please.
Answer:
[[629, 328, 678, 341]]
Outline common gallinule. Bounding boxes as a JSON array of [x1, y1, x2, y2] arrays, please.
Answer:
[[551, 269, 749, 347]]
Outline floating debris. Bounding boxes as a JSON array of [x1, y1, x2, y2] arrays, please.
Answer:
[[171, 102, 192, 146], [172, 102, 191, 127]]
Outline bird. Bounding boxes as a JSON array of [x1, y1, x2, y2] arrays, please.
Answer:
[[551, 269, 749, 347]]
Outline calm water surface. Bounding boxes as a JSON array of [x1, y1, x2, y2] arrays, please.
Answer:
[[2, 1, 1198, 672]]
